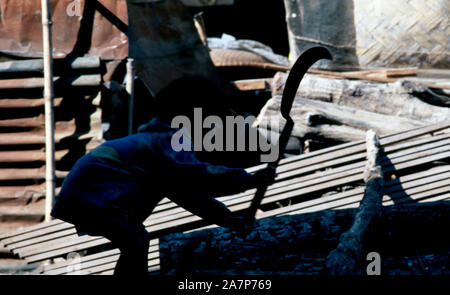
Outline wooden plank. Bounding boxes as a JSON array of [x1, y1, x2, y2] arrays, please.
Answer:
[[277, 183, 450, 217], [0, 218, 62, 241], [233, 78, 272, 91], [383, 184, 450, 206], [1, 222, 76, 247], [44, 242, 159, 275], [67, 252, 160, 275], [44, 249, 121, 274], [0, 98, 63, 108], [260, 137, 450, 200], [49, 247, 160, 275], [282, 166, 450, 214], [385, 169, 450, 194], [24, 238, 116, 265], [78, 257, 160, 275], [277, 176, 450, 217], [277, 124, 450, 177], [419, 193, 450, 203], [9, 228, 77, 252], [258, 120, 449, 169], [43, 240, 160, 274], [282, 134, 450, 182]]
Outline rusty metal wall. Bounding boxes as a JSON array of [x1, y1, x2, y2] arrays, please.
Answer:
[[0, 0, 128, 59]]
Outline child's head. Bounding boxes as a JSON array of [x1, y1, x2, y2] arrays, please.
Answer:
[[154, 76, 227, 123]]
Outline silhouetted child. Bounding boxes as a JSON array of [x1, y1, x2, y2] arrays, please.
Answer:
[[52, 76, 275, 275]]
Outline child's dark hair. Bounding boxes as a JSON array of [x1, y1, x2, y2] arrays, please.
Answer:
[[154, 76, 227, 120]]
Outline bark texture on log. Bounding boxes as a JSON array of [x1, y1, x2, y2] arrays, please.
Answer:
[[159, 202, 450, 275], [325, 130, 384, 275], [255, 95, 424, 142], [271, 73, 450, 123]]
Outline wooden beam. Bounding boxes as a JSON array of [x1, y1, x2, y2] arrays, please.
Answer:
[[233, 78, 272, 91]]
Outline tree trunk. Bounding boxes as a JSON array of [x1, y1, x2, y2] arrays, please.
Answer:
[[271, 73, 450, 123], [255, 95, 425, 142]]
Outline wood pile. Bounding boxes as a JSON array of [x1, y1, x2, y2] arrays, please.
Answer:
[[253, 68, 449, 148]]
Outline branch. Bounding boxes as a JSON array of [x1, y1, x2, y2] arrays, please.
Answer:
[[325, 130, 384, 275]]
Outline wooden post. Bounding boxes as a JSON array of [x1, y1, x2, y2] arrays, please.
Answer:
[[194, 12, 209, 51], [41, 0, 56, 222], [126, 58, 135, 135]]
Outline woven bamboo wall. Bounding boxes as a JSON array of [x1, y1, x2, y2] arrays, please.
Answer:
[[284, 0, 449, 69], [354, 0, 449, 68]]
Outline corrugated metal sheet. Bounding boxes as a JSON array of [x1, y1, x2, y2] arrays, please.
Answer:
[[0, 0, 128, 59], [0, 57, 103, 234]]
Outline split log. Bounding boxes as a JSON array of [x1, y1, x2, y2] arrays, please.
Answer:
[[271, 73, 450, 123], [255, 95, 424, 142], [325, 130, 384, 275]]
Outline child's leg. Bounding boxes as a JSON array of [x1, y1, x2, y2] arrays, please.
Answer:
[[102, 221, 151, 276]]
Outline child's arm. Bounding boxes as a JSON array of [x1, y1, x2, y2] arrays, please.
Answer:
[[167, 192, 252, 230]]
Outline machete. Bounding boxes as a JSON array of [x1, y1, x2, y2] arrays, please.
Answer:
[[247, 46, 332, 220]]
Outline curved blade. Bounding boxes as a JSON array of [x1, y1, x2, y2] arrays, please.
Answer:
[[280, 46, 332, 119], [246, 46, 332, 221]]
